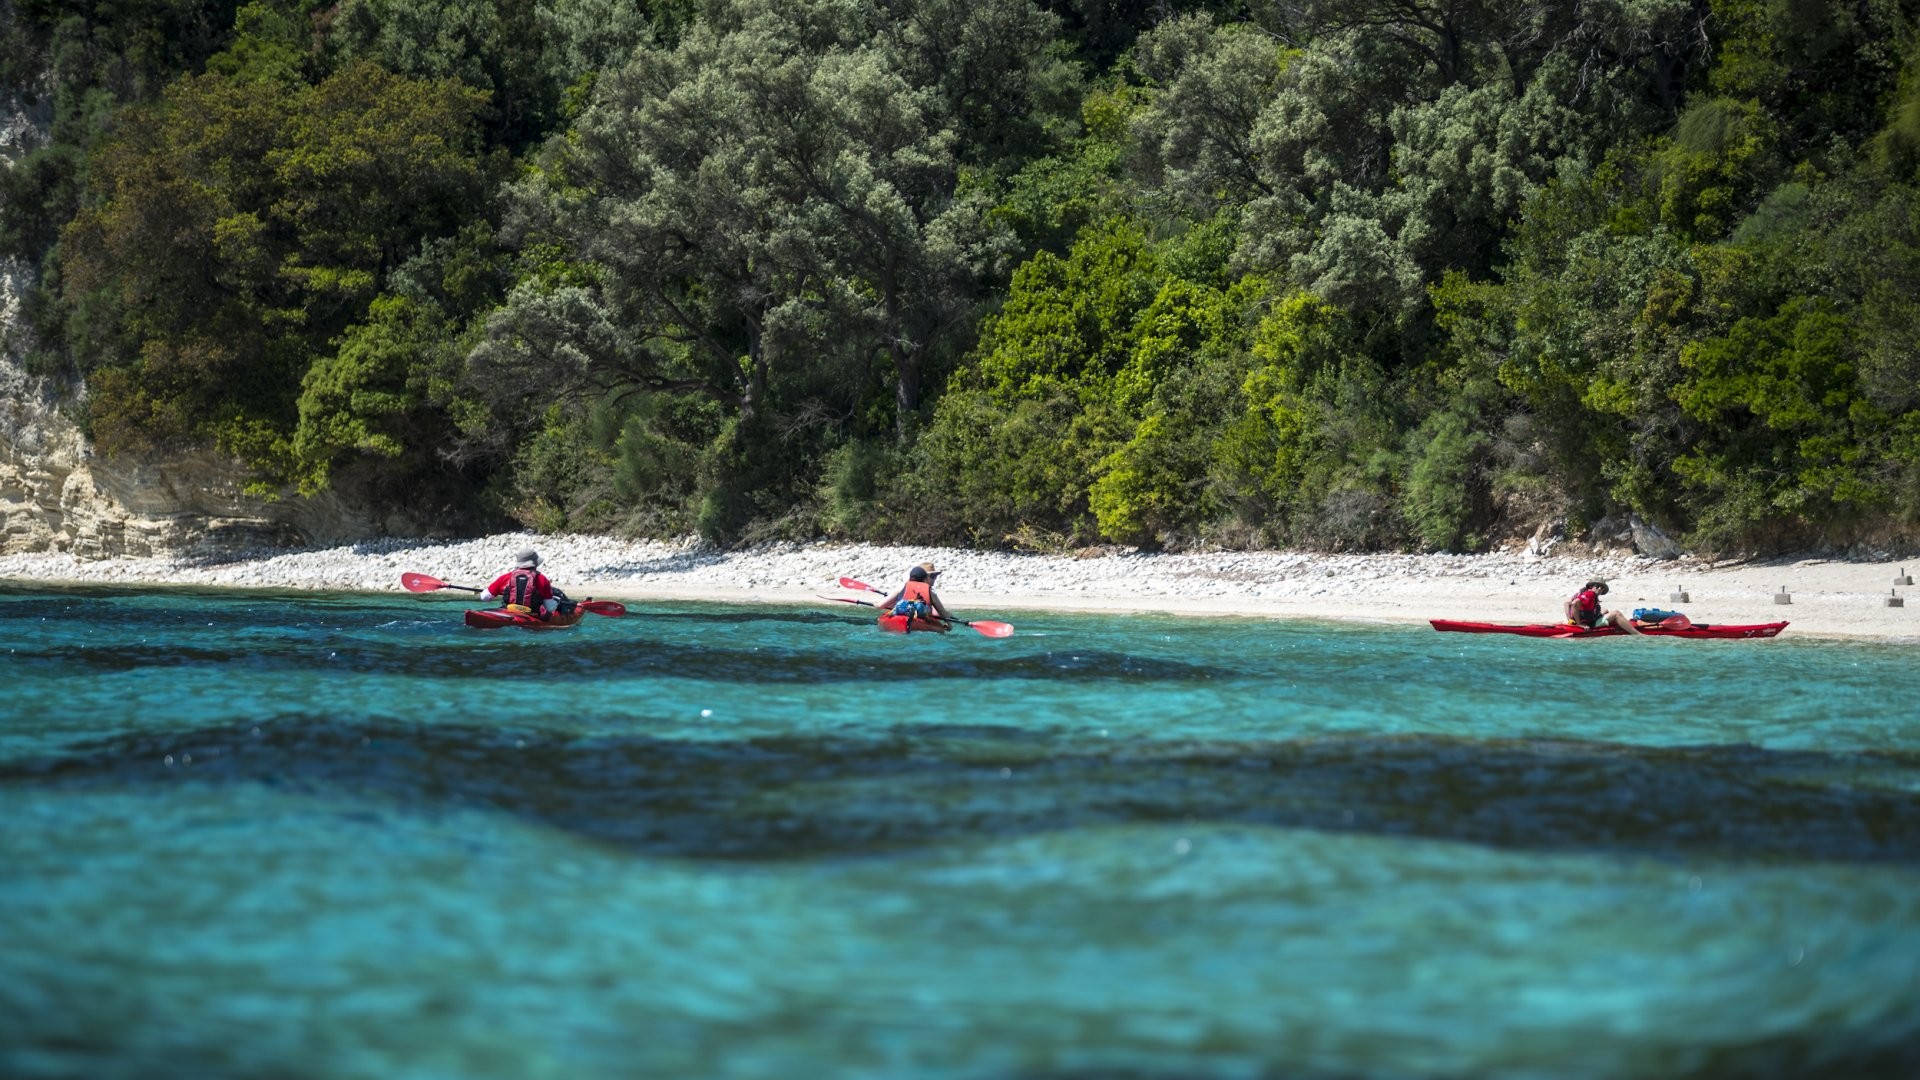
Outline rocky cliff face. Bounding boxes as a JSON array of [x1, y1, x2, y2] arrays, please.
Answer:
[[2, 83, 448, 559]]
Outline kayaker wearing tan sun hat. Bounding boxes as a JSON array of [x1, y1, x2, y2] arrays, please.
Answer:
[[1565, 578, 1643, 636], [481, 548, 565, 620], [877, 561, 953, 623]]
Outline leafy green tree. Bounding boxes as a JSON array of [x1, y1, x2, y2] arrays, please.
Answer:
[[59, 51, 491, 482], [907, 214, 1271, 548], [4, 0, 267, 374], [972, 217, 1159, 403], [900, 218, 1153, 544], [991, 83, 1141, 255], [291, 224, 505, 494], [1649, 96, 1782, 241], [1129, 14, 1287, 209], [1670, 296, 1887, 542], [1710, 0, 1914, 153], [11, 0, 243, 105], [322, 0, 655, 149], [876, 0, 1080, 172], [472, 0, 1069, 539], [1133, 3, 1717, 314], [1401, 402, 1492, 551], [1088, 273, 1259, 543], [1213, 289, 1402, 546]]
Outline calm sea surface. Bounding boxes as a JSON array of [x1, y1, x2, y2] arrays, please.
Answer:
[[3, 584, 1918, 1079]]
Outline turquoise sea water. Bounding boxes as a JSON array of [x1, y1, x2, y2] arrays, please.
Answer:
[[3, 583, 1918, 1079]]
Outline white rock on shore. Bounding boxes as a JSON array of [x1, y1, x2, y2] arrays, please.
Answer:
[[1, 532, 1914, 641]]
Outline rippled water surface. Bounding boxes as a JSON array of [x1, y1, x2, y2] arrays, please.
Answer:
[[3, 584, 1919, 1079]]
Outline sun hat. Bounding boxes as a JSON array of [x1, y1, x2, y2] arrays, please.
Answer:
[[919, 561, 939, 577], [1586, 579, 1608, 593], [516, 548, 541, 568]]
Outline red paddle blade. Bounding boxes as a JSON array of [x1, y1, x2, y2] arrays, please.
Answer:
[[966, 620, 1014, 638], [838, 576, 881, 593], [401, 572, 447, 592], [578, 600, 626, 617], [1660, 615, 1693, 630]]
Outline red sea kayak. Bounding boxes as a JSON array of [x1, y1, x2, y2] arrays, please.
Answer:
[[878, 613, 950, 634], [465, 607, 588, 631], [1431, 619, 1788, 639]]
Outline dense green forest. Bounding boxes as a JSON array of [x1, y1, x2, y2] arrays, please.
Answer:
[[6, 0, 1920, 553]]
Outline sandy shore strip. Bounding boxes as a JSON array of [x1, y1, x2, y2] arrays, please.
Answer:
[[2, 533, 1916, 641]]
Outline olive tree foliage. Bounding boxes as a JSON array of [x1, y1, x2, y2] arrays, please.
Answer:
[[1128, 16, 1288, 206], [323, 0, 657, 148], [472, 0, 1072, 452], [875, 0, 1082, 171], [1134, 3, 1714, 318]]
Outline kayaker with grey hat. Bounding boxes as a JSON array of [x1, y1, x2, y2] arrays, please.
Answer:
[[481, 548, 565, 620]]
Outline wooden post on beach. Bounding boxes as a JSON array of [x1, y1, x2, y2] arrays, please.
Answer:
[[1889, 589, 1905, 609]]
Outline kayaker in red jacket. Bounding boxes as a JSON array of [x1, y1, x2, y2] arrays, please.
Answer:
[[483, 548, 559, 619], [878, 562, 953, 622], [1566, 579, 1643, 635]]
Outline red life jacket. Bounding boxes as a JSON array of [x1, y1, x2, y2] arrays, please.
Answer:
[[1565, 588, 1601, 626], [890, 579, 937, 626], [498, 569, 551, 613]]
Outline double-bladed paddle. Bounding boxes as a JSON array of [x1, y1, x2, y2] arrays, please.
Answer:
[[400, 572, 626, 616], [831, 577, 1014, 638], [402, 571, 481, 594]]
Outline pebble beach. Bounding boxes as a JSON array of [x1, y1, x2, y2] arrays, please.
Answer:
[[4, 533, 1917, 640]]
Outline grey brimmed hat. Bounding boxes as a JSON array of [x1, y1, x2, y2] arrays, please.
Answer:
[[515, 548, 541, 568]]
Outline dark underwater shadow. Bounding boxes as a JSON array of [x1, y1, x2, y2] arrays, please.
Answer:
[[5, 627, 1239, 683], [6, 718, 1919, 869], [638, 609, 859, 626]]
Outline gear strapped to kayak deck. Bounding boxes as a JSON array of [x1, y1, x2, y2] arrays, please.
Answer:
[[878, 612, 951, 633]]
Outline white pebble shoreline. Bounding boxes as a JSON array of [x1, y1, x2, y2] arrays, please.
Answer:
[[2, 533, 1914, 641]]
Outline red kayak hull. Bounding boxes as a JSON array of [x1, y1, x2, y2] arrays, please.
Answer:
[[878, 613, 950, 634], [464, 607, 587, 630], [1430, 619, 1788, 639]]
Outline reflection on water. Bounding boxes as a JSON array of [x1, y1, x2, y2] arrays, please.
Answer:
[[2, 584, 1919, 1079]]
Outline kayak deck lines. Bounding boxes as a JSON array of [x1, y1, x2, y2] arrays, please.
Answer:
[[464, 607, 588, 630]]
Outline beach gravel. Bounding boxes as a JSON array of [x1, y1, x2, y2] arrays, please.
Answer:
[[2, 533, 1913, 640]]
